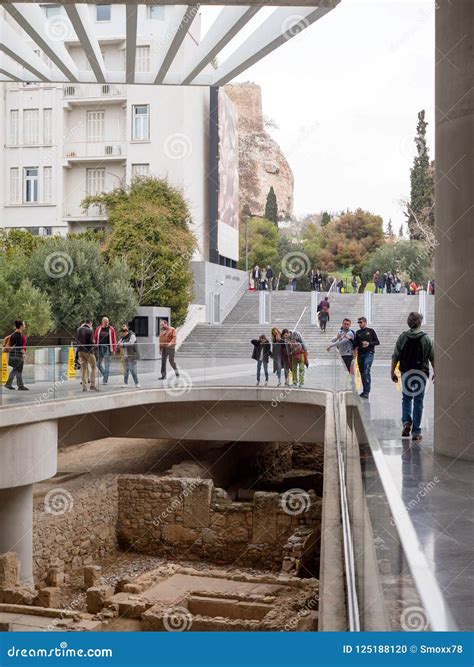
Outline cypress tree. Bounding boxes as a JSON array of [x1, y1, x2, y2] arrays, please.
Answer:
[[265, 187, 279, 224], [406, 110, 434, 240]]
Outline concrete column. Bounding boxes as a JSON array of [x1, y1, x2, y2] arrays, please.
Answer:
[[0, 420, 57, 582], [0, 485, 34, 584], [434, 1, 474, 461]]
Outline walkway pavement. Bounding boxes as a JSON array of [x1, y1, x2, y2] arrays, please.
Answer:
[[359, 369, 473, 631]]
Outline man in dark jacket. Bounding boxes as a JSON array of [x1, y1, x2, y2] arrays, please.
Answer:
[[391, 312, 434, 442], [353, 317, 380, 398], [76, 319, 98, 392], [251, 335, 272, 386], [266, 265, 274, 291], [4, 320, 28, 390]]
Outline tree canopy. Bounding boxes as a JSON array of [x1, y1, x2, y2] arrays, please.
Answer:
[[239, 217, 279, 271], [84, 177, 196, 327], [406, 110, 435, 240], [362, 240, 433, 284]]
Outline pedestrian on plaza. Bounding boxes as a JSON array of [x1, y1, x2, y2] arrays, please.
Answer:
[[251, 334, 272, 386], [315, 270, 323, 292], [290, 276, 297, 291], [289, 333, 307, 388], [373, 271, 381, 293], [159, 320, 179, 380], [391, 312, 434, 442], [353, 316, 380, 398], [395, 276, 402, 293], [409, 280, 418, 295], [327, 318, 355, 372], [386, 273, 393, 293], [118, 324, 141, 389], [252, 265, 260, 290], [260, 267, 268, 291], [337, 279, 344, 293], [271, 327, 290, 386], [3, 320, 28, 391], [319, 300, 330, 332], [76, 319, 98, 392], [288, 328, 307, 353], [94, 316, 117, 385], [351, 275, 358, 293], [266, 265, 274, 291]]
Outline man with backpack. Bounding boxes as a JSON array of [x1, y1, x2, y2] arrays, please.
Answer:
[[391, 312, 434, 442], [327, 318, 355, 372]]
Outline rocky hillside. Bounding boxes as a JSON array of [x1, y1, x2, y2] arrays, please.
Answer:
[[224, 82, 294, 219]]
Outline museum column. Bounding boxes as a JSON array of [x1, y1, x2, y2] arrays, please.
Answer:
[[0, 421, 57, 582], [434, 0, 474, 460]]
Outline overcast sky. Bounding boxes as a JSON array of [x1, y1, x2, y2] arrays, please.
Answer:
[[205, 0, 435, 231]]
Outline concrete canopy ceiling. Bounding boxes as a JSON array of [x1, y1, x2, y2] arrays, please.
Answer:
[[0, 1, 340, 85]]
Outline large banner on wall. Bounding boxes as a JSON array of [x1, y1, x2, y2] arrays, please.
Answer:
[[217, 89, 240, 262]]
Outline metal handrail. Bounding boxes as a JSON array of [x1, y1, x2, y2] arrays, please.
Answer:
[[334, 389, 361, 631], [293, 306, 307, 331]]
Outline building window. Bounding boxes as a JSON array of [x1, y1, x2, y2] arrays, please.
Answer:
[[43, 108, 52, 144], [86, 109, 105, 142], [148, 5, 165, 20], [23, 109, 40, 145], [86, 167, 105, 195], [131, 164, 150, 179], [129, 317, 148, 337], [43, 167, 52, 203], [96, 4, 111, 22], [10, 110, 19, 145], [24, 167, 39, 203], [136, 46, 150, 73], [10, 168, 20, 204], [42, 4, 62, 18], [132, 104, 150, 141], [39, 227, 53, 236]]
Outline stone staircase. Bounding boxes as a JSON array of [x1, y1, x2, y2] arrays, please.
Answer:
[[178, 292, 435, 360]]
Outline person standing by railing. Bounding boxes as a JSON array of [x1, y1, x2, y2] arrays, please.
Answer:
[[94, 316, 117, 385], [118, 325, 141, 389], [3, 320, 28, 391], [76, 319, 98, 392]]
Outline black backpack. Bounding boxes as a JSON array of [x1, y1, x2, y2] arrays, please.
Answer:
[[399, 334, 426, 374]]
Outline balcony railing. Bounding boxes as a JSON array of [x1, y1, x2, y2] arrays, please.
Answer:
[[64, 141, 126, 160], [63, 83, 126, 100], [63, 203, 107, 219]]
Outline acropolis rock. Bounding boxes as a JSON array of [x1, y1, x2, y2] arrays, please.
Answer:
[[224, 82, 294, 219]]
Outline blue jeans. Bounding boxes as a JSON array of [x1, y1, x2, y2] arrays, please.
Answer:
[[402, 374, 427, 434], [124, 358, 139, 386], [257, 360, 268, 382], [357, 352, 374, 394], [98, 346, 111, 383]]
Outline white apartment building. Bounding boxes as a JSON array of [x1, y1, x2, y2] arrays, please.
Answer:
[[0, 3, 212, 261]]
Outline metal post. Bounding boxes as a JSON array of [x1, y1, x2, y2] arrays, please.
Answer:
[[419, 289, 427, 324], [364, 291, 373, 325], [245, 215, 249, 274], [311, 290, 318, 325], [259, 291, 271, 325]]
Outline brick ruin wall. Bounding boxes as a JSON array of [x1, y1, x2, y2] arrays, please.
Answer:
[[33, 475, 118, 580], [116, 476, 322, 570]]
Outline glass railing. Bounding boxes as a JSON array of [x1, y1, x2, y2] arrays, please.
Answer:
[[0, 342, 354, 407]]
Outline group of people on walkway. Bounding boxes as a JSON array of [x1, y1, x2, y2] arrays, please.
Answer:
[[328, 311, 433, 441], [75, 317, 140, 391], [75, 316, 180, 391], [250, 265, 276, 291], [251, 328, 308, 388]]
